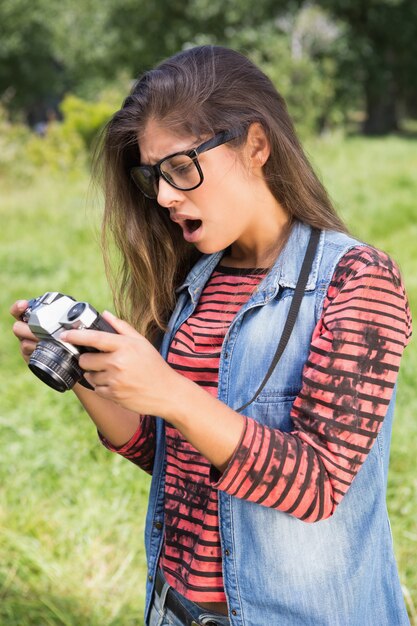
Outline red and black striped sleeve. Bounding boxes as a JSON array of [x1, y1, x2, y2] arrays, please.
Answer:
[[214, 246, 412, 522], [99, 414, 156, 475]]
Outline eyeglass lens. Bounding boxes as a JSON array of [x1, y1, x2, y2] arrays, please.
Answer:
[[131, 154, 201, 199], [131, 168, 158, 198], [160, 154, 200, 190]]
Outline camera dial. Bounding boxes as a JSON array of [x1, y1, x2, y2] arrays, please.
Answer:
[[67, 302, 86, 321], [60, 302, 101, 331]]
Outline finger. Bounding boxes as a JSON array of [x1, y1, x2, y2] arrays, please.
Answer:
[[101, 311, 141, 338], [13, 320, 38, 342], [10, 300, 29, 319], [78, 352, 108, 372], [60, 328, 122, 352], [93, 385, 112, 400], [61, 313, 141, 351], [84, 371, 108, 388], [21, 339, 38, 357]]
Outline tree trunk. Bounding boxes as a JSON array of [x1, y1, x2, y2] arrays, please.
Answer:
[[362, 50, 399, 135]]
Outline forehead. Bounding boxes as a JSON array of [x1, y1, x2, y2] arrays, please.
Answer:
[[138, 118, 197, 164]]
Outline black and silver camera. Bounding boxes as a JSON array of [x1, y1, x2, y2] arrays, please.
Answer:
[[22, 292, 117, 393]]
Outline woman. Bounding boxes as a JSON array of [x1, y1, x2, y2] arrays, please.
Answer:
[[11, 46, 412, 626]]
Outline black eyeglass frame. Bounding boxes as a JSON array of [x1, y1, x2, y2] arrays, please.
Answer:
[[130, 127, 245, 199]]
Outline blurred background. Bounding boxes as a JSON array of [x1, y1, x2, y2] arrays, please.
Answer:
[[1, 1, 416, 624]]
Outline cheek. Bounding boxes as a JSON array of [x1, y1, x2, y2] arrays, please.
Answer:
[[203, 150, 244, 187], [208, 214, 241, 251]]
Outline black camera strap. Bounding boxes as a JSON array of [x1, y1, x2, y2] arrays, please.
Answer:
[[236, 227, 321, 413]]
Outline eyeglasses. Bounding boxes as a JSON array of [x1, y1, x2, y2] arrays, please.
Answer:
[[130, 127, 244, 199]]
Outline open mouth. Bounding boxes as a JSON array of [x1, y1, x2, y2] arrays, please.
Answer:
[[185, 219, 202, 232]]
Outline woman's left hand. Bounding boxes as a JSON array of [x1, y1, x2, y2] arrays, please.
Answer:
[[60, 311, 180, 417]]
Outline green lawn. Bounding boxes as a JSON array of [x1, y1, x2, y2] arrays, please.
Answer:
[[1, 134, 416, 625]]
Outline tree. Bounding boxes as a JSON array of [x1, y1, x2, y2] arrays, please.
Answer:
[[106, 0, 294, 75], [0, 0, 120, 123], [0, 0, 65, 123], [2, 0, 416, 135], [316, 0, 417, 134]]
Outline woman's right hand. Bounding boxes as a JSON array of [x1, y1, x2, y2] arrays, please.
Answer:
[[10, 299, 141, 447], [10, 300, 39, 364]]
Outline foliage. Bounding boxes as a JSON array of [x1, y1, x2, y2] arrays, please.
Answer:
[[25, 120, 86, 172], [0, 86, 127, 179], [225, 11, 346, 135], [0, 105, 86, 178], [316, 0, 417, 132], [0, 136, 416, 625], [0, 0, 120, 123], [59, 92, 121, 150], [105, 0, 287, 72], [1, 0, 416, 135], [0, 0, 66, 116], [108, 1, 351, 134], [0, 105, 31, 179]]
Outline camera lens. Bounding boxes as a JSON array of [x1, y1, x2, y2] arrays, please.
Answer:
[[67, 302, 86, 321], [29, 340, 84, 392]]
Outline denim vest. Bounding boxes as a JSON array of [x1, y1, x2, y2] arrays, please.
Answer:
[[144, 221, 409, 626]]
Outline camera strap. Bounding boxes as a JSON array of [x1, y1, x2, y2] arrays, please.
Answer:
[[236, 227, 321, 412]]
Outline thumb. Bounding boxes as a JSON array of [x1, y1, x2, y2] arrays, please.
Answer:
[[102, 310, 140, 338]]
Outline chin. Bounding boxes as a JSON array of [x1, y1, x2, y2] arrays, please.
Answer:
[[195, 241, 226, 255]]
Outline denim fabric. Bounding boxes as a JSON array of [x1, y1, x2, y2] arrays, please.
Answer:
[[143, 222, 410, 626], [148, 571, 230, 626]]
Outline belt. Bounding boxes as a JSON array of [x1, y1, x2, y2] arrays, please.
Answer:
[[155, 570, 221, 626]]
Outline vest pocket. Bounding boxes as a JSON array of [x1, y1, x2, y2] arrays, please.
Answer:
[[253, 391, 297, 431]]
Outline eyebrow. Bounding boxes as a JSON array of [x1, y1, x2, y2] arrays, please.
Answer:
[[141, 139, 201, 167]]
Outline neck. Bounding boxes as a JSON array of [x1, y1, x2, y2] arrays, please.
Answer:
[[224, 210, 291, 269]]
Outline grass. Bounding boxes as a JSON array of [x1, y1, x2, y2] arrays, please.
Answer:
[[1, 134, 416, 625]]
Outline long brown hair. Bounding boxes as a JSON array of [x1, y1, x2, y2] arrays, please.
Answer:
[[96, 45, 347, 341]]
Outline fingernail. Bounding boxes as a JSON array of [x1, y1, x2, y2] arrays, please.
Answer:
[[60, 332, 68, 340], [103, 310, 115, 317]]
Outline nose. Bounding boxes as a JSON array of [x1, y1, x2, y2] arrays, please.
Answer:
[[156, 176, 184, 208]]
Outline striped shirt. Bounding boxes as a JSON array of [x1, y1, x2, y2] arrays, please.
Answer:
[[101, 245, 412, 603], [162, 266, 266, 601]]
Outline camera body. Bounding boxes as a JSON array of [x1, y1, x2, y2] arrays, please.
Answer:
[[22, 292, 116, 392]]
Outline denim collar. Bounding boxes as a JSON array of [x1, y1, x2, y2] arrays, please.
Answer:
[[177, 221, 324, 304]]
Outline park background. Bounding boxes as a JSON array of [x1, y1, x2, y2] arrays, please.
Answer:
[[1, 1, 416, 624]]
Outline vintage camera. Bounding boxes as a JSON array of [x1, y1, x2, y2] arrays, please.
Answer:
[[22, 292, 117, 392]]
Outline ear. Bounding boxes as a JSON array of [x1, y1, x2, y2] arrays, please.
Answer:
[[245, 122, 270, 170]]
